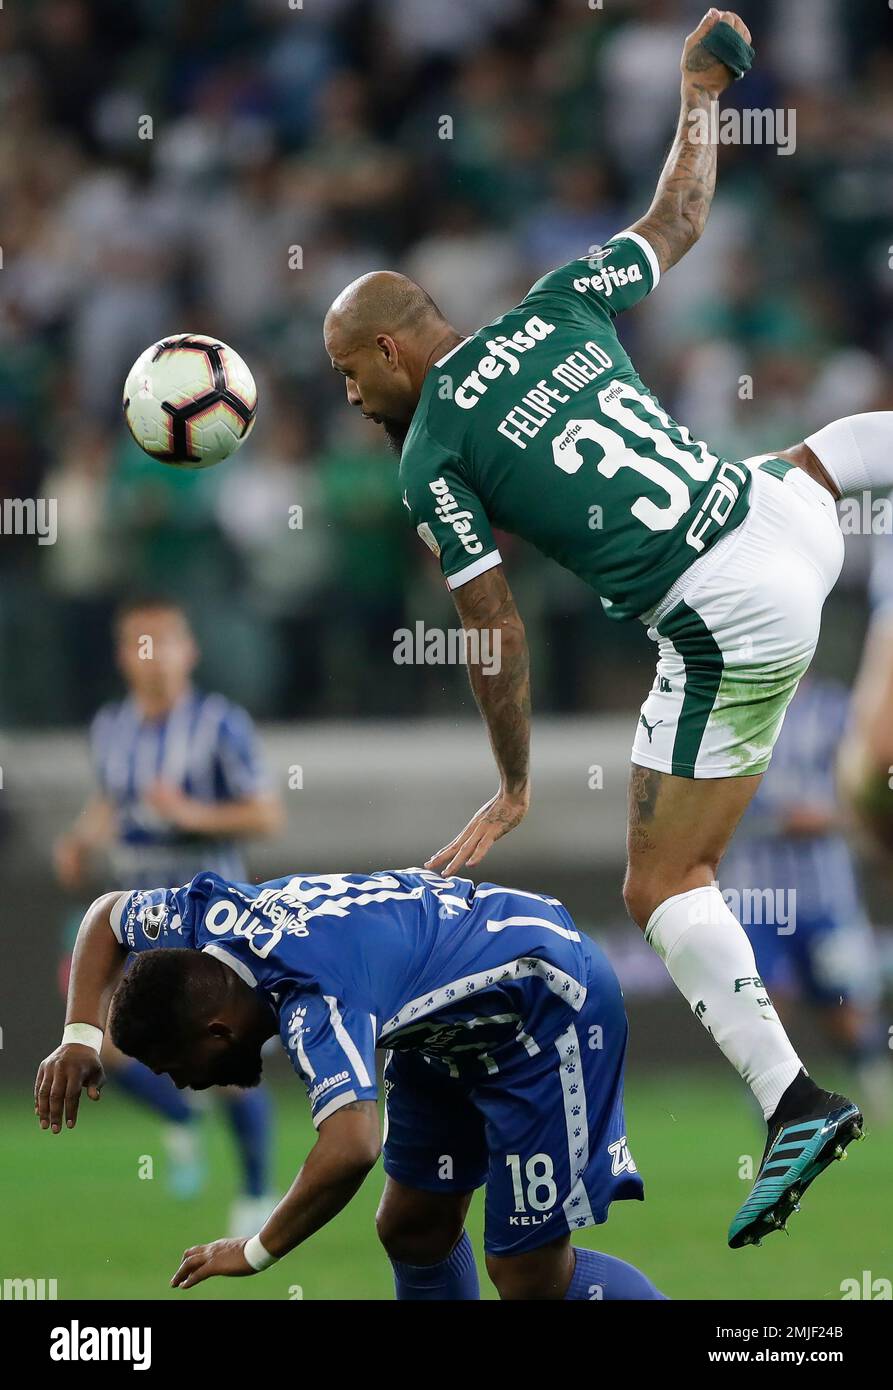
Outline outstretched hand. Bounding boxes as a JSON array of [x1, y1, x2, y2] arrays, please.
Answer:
[[171, 1238, 255, 1289], [425, 787, 530, 878], [34, 1043, 105, 1133], [682, 9, 752, 95]]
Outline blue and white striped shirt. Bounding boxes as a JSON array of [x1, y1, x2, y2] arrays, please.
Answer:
[[91, 689, 266, 886]]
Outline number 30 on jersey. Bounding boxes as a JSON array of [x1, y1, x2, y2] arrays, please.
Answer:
[[552, 381, 746, 553]]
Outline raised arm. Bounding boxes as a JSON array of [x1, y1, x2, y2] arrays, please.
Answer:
[[626, 8, 752, 275], [426, 565, 531, 875]]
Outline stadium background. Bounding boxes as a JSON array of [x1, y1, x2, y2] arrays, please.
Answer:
[[1, 0, 892, 1300]]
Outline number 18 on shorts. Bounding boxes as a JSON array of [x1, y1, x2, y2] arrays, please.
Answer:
[[382, 945, 645, 1255]]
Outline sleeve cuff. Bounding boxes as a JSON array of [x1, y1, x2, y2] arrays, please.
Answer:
[[108, 892, 130, 944], [612, 230, 661, 291], [445, 549, 502, 591], [312, 1088, 360, 1128]]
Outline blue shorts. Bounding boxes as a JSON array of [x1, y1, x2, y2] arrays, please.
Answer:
[[381, 940, 644, 1255]]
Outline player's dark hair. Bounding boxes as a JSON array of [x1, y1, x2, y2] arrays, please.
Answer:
[[109, 950, 224, 1061]]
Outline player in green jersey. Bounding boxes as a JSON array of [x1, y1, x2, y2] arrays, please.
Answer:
[[323, 10, 893, 1247]]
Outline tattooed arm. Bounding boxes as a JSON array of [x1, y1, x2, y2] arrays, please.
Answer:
[[425, 565, 531, 876], [626, 9, 752, 273]]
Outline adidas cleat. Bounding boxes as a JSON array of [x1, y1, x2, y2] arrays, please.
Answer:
[[728, 1091, 863, 1249]]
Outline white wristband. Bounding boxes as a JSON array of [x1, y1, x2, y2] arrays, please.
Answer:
[[61, 1023, 104, 1054], [243, 1234, 278, 1272]]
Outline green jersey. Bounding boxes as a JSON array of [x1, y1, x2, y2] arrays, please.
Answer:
[[399, 231, 751, 620]]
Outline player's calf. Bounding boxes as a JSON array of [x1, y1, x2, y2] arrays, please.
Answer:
[[486, 1235, 575, 1300], [376, 1181, 480, 1300], [487, 1239, 667, 1301], [387, 1231, 480, 1301], [624, 767, 807, 1116], [624, 766, 755, 930]]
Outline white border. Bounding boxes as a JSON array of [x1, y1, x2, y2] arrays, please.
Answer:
[[313, 1088, 359, 1127], [434, 336, 473, 367], [201, 943, 258, 988], [109, 892, 129, 944], [445, 548, 502, 591], [612, 230, 661, 290]]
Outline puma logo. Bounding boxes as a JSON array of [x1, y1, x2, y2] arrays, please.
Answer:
[[639, 714, 664, 744]]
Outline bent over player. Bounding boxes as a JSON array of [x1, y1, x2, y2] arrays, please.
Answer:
[[323, 10, 875, 1246], [36, 868, 664, 1301]]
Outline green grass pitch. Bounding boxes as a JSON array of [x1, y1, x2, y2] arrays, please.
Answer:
[[6, 1072, 890, 1301]]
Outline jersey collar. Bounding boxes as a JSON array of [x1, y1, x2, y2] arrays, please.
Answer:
[[433, 336, 472, 368]]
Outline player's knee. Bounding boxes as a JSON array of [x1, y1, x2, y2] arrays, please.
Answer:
[[622, 866, 658, 931], [375, 1199, 464, 1266], [623, 863, 719, 931]]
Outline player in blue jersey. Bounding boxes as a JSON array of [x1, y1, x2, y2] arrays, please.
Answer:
[[52, 596, 285, 1232], [721, 677, 890, 1119], [36, 868, 665, 1301]]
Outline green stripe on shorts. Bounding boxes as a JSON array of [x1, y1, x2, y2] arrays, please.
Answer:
[[758, 458, 795, 482], [655, 600, 724, 776]]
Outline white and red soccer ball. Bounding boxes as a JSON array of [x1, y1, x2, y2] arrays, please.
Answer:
[[123, 333, 257, 468]]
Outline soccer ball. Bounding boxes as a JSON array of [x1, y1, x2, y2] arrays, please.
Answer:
[[123, 333, 258, 468]]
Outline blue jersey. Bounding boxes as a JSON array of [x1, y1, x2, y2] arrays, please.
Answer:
[[91, 689, 266, 886], [110, 868, 592, 1127]]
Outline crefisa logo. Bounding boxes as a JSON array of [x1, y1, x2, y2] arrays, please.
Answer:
[[573, 262, 643, 298], [428, 478, 484, 556]]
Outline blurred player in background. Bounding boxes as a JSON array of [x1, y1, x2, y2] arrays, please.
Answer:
[[840, 517, 893, 856], [53, 596, 285, 1234], [721, 677, 891, 1123]]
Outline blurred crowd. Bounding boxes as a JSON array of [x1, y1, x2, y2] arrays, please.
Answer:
[[2, 0, 893, 725]]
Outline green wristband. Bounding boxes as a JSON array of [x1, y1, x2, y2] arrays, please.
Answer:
[[698, 19, 755, 80]]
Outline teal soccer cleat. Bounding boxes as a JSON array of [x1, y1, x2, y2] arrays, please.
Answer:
[[729, 1090, 864, 1249]]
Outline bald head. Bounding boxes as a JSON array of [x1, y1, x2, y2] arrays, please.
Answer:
[[324, 271, 460, 451], [325, 270, 445, 348]]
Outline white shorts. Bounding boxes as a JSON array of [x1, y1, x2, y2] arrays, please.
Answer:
[[631, 457, 844, 779]]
